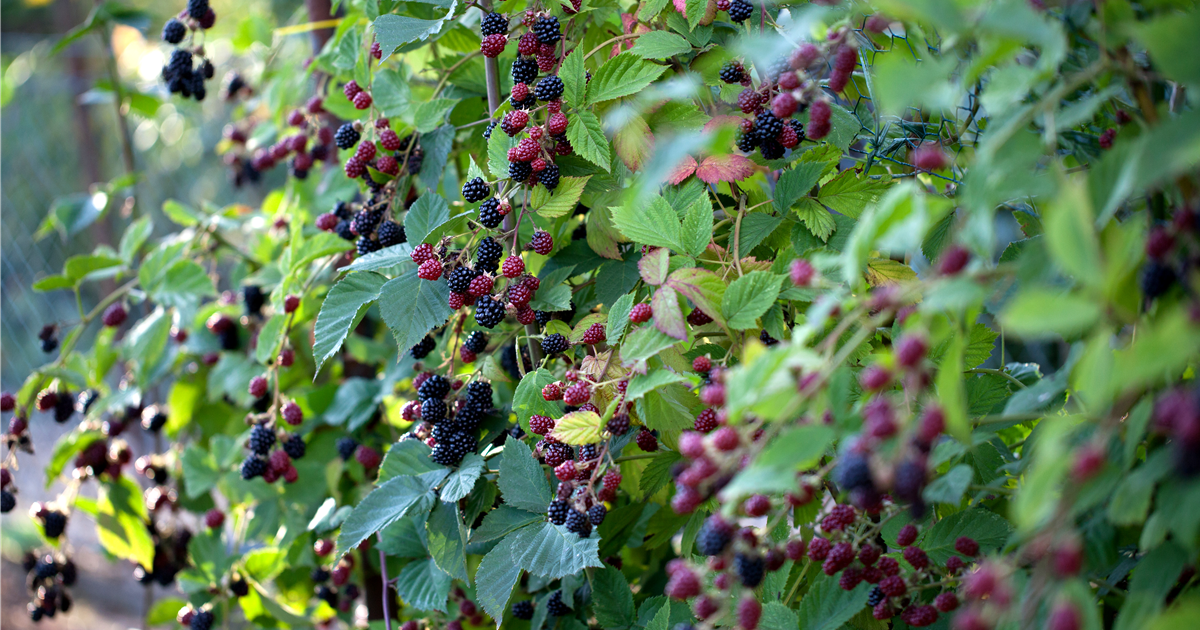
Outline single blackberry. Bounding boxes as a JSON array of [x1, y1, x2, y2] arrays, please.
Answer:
[[788, 119, 805, 141], [476, 237, 503, 272], [546, 590, 570, 616], [187, 0, 210, 18], [511, 57, 539, 85], [162, 19, 187, 44], [240, 456, 266, 479], [755, 112, 784, 142], [312, 567, 331, 582], [317, 585, 338, 607], [190, 610, 215, 630], [588, 504, 607, 525], [377, 221, 406, 247], [448, 267, 477, 293], [189, 72, 207, 101], [735, 553, 765, 587], [1, 490, 14, 513], [512, 600, 535, 620], [478, 198, 504, 229], [248, 424, 275, 455], [336, 437, 359, 460], [765, 56, 791, 84], [719, 62, 745, 84], [760, 139, 785, 160], [541, 333, 569, 355], [697, 516, 734, 556], [466, 381, 494, 406], [334, 123, 360, 150], [282, 435, 306, 459], [462, 177, 490, 203], [141, 405, 168, 432], [411, 335, 436, 359], [418, 374, 451, 400], [868, 586, 885, 607], [53, 393, 75, 423], [533, 15, 562, 45], [201, 59, 214, 79], [607, 414, 630, 435], [893, 459, 926, 503], [565, 509, 592, 537], [431, 440, 465, 466], [481, 12, 507, 35], [728, 0, 754, 22], [352, 207, 385, 235], [475, 296, 506, 328], [422, 398, 448, 423], [534, 76, 564, 101], [835, 451, 873, 492], [1142, 262, 1177, 301], [244, 285, 265, 316], [509, 160, 533, 182], [736, 130, 760, 153], [511, 92, 537, 110], [535, 310, 553, 326], [335, 219, 356, 241], [547, 499, 570, 525], [540, 163, 560, 191], [483, 121, 497, 140], [230, 577, 250, 597], [334, 201, 353, 220]]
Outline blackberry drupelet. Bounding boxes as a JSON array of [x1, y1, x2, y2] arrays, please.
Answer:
[[447, 267, 477, 294], [546, 590, 570, 616], [540, 163, 560, 190], [475, 237, 503, 272], [509, 160, 533, 182], [410, 335, 436, 359], [512, 600, 535, 620], [533, 15, 562, 45], [418, 374, 451, 400], [534, 76, 564, 101], [481, 12, 508, 36], [547, 499, 569, 525], [162, 19, 186, 44], [462, 177, 490, 203], [475, 296, 506, 328], [377, 221, 406, 247], [719, 62, 745, 84], [478, 198, 504, 228], [511, 57, 539, 85], [240, 456, 266, 479], [728, 0, 753, 22], [334, 123, 360, 150], [336, 437, 359, 460], [248, 424, 275, 455], [282, 435, 306, 459]]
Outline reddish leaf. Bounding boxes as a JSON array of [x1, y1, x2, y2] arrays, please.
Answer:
[[696, 154, 755, 184], [652, 286, 687, 340], [703, 115, 744, 134], [667, 155, 698, 185]]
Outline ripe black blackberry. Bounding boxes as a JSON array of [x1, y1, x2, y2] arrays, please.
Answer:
[[1141, 262, 1177, 301], [565, 509, 592, 537], [512, 600, 535, 620], [511, 93, 537, 110], [462, 177, 490, 203], [736, 129, 760, 153], [760, 139, 785, 160], [141, 405, 168, 431], [534, 76, 564, 101], [187, 0, 210, 18], [540, 163, 560, 191], [418, 374, 451, 400], [377, 221, 406, 247], [466, 380, 493, 407], [697, 516, 734, 555], [311, 567, 330, 582], [868, 586, 886, 607], [352, 207, 385, 235], [249, 424, 275, 454], [244, 285, 265, 316], [892, 458, 926, 503], [475, 296, 506, 328], [533, 15, 562, 45], [755, 111, 784, 142], [765, 57, 790, 83], [201, 59, 214, 79], [411, 335, 436, 359], [835, 451, 874, 492], [447, 267, 477, 293], [479, 198, 504, 228], [546, 590, 570, 616], [511, 57, 539, 85], [162, 19, 187, 44], [547, 499, 569, 525], [189, 72, 208, 101], [190, 610, 215, 630], [240, 456, 266, 479], [728, 0, 754, 22], [230, 577, 250, 597], [720, 61, 745, 84], [475, 237, 503, 272], [53, 394, 74, 424], [336, 437, 359, 460], [588, 504, 607, 525], [334, 123, 360, 150], [541, 333, 569, 355], [422, 398, 448, 423], [734, 553, 765, 587], [283, 435, 306, 459], [607, 414, 630, 435], [335, 220, 356, 241], [535, 310, 553, 326], [483, 121, 497, 140], [1, 490, 14, 513], [431, 437, 468, 465], [481, 12, 508, 35], [334, 201, 353, 220], [316, 585, 338, 607], [509, 160, 533, 183]]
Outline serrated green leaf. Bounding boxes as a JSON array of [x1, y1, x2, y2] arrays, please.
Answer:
[[393, 557, 453, 612], [566, 109, 611, 171], [607, 293, 636, 342], [405, 193, 452, 244], [378, 266, 454, 358], [1000, 289, 1101, 339], [921, 508, 1011, 563], [665, 267, 727, 328], [629, 31, 692, 59], [560, 43, 587, 105], [721, 271, 782, 330], [426, 500, 468, 580], [498, 436, 553, 512], [794, 198, 836, 242], [336, 474, 439, 557], [508, 521, 603, 578], [796, 574, 872, 630], [551, 410, 602, 445], [475, 536, 523, 627], [533, 176, 590, 218], [626, 370, 687, 401], [471, 505, 543, 544], [512, 368, 561, 432], [313, 272, 387, 372], [441, 453, 485, 502], [639, 450, 683, 499], [254, 315, 286, 365], [681, 193, 713, 257], [488, 127, 516, 179], [592, 565, 636, 629], [374, 10, 456, 62], [775, 161, 830, 214], [738, 213, 784, 255], [94, 477, 156, 568], [612, 195, 682, 250], [817, 170, 891, 219], [587, 53, 668, 104]]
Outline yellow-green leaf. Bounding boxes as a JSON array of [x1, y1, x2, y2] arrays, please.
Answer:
[[551, 410, 603, 445]]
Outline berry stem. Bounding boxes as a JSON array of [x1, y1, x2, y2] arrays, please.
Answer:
[[377, 532, 394, 630]]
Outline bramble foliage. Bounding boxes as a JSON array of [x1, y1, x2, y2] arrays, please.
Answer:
[[5, 0, 1200, 628]]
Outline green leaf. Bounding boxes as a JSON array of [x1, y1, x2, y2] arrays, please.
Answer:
[[1000, 289, 1101, 339], [335, 474, 438, 557], [419, 123, 457, 189], [638, 0, 671, 20], [684, 0, 707, 29], [639, 451, 683, 499], [756, 424, 835, 470], [64, 254, 123, 283], [488, 127, 516, 180], [551, 410, 603, 445], [565, 109, 611, 171], [147, 598, 189, 625], [380, 439, 445, 481], [817, 170, 891, 219], [1131, 8, 1200, 88], [628, 31, 691, 60], [471, 505, 543, 544], [794, 199, 836, 242], [32, 275, 74, 292], [760, 602, 800, 630], [937, 332, 969, 442], [626, 371, 688, 401], [775, 161, 829, 213], [313, 272, 387, 372], [373, 68, 411, 117], [161, 199, 202, 227], [612, 195, 682, 250], [393, 558, 453, 612], [94, 477, 156, 568], [607, 293, 636, 342], [533, 176, 590, 219], [345, 244, 414, 272], [119, 215, 153, 263], [681, 193, 714, 257], [378, 267, 454, 357], [1044, 179, 1103, 289], [242, 547, 287, 583], [621, 326, 682, 366], [475, 537, 523, 626], [592, 565, 636, 629], [426, 500, 468, 581], [665, 267, 727, 328], [560, 42, 587, 105], [512, 368, 561, 432], [508, 521, 603, 578], [405, 193, 452, 244], [440, 453, 484, 502], [921, 508, 1012, 564], [374, 11, 456, 62], [796, 574, 872, 630], [587, 53, 668, 104], [922, 464, 973, 505], [738, 213, 784, 255], [151, 261, 216, 309], [45, 430, 105, 489], [254, 315, 286, 366], [964, 322, 1000, 369], [638, 384, 698, 437], [721, 271, 783, 330], [498, 436, 553, 513]]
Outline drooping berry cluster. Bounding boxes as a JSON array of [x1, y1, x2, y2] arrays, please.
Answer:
[[159, 1, 217, 100], [20, 551, 77, 621]]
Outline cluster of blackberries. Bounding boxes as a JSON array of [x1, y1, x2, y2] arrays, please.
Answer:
[[132, 523, 192, 587], [418, 379, 492, 466], [410, 334, 437, 359], [21, 552, 76, 621], [240, 420, 306, 483], [309, 551, 362, 614], [318, 197, 407, 255], [1, 467, 14, 513], [331, 114, 423, 186], [736, 111, 804, 159], [159, 1, 216, 100], [37, 324, 58, 354]]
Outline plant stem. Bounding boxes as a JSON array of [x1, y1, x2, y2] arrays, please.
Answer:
[[965, 367, 1027, 390], [378, 533, 393, 630]]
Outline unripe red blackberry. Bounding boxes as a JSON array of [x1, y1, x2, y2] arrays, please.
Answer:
[[736, 595, 762, 630], [807, 99, 832, 139], [278, 348, 295, 367], [630, 303, 652, 323], [664, 566, 701, 600], [468, 274, 494, 297], [0, 392, 15, 412], [563, 382, 590, 406], [711, 426, 739, 452], [283, 294, 301, 314], [743, 494, 770, 517], [248, 375, 269, 398], [635, 427, 658, 452], [36, 390, 58, 412], [353, 91, 372, 109], [954, 536, 979, 557], [528, 230, 554, 255], [692, 356, 712, 373], [417, 259, 443, 281], [354, 140, 377, 162], [700, 383, 725, 407], [687, 308, 713, 326], [737, 88, 764, 114], [937, 245, 971, 275], [102, 303, 128, 327], [542, 382, 562, 401], [879, 575, 907, 597], [530, 415, 554, 435], [903, 545, 929, 570], [896, 523, 919, 546], [502, 256, 525, 278], [693, 408, 718, 433], [581, 323, 606, 345], [934, 592, 959, 612], [355, 445, 381, 469], [316, 212, 339, 231], [481, 33, 507, 57], [807, 536, 831, 561], [343, 80, 362, 100], [1052, 539, 1083, 577], [554, 460, 576, 481], [204, 509, 225, 529], [344, 156, 366, 178]]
